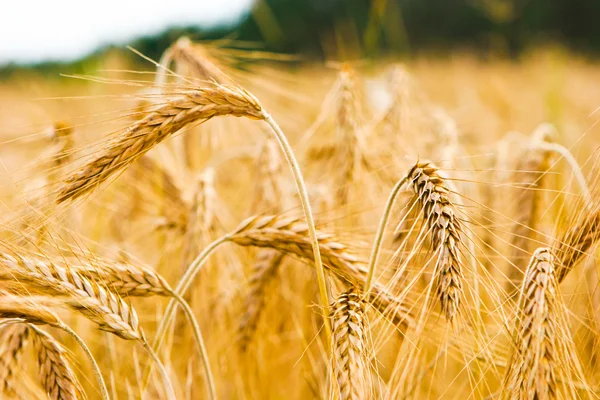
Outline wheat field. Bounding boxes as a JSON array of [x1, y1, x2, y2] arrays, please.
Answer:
[[0, 40, 599, 399]]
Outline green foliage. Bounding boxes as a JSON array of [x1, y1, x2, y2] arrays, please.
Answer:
[[2, 0, 600, 77]]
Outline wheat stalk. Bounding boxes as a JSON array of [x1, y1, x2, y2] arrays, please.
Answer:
[[406, 162, 465, 322], [331, 286, 370, 400], [56, 85, 263, 204], [30, 324, 83, 400], [503, 248, 559, 400]]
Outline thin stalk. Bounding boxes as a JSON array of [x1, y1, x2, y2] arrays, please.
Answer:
[[169, 291, 216, 400], [262, 112, 332, 342], [58, 323, 110, 400], [142, 343, 176, 400], [536, 141, 593, 211], [144, 235, 228, 392], [364, 177, 408, 294]]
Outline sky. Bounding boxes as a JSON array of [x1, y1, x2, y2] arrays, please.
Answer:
[[0, 0, 255, 64]]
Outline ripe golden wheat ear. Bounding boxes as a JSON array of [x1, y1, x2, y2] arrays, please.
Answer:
[[503, 248, 559, 399], [330, 286, 371, 400], [0, 324, 30, 396], [406, 162, 465, 322], [56, 85, 263, 204], [237, 250, 285, 351], [30, 324, 84, 400]]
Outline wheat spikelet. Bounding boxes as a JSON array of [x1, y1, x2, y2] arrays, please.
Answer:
[[238, 250, 285, 351], [0, 324, 30, 395], [503, 248, 558, 400], [1, 253, 143, 340], [73, 261, 172, 297], [0, 295, 63, 328], [229, 215, 412, 328], [56, 85, 263, 204], [406, 162, 465, 322], [30, 325, 83, 400], [554, 203, 600, 283], [331, 286, 370, 400]]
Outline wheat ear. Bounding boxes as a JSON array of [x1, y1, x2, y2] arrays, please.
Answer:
[[407, 162, 465, 322], [1, 253, 143, 341], [554, 203, 600, 283], [0, 296, 109, 400], [56, 85, 263, 204], [29, 324, 83, 400], [2, 253, 212, 399], [503, 248, 558, 399], [331, 287, 370, 400], [0, 324, 30, 395], [334, 65, 361, 205], [238, 250, 285, 351]]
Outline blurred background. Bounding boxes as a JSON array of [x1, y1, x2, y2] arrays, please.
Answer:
[[2, 0, 600, 76]]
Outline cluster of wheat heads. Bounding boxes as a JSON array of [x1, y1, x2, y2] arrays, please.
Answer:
[[1, 39, 600, 399]]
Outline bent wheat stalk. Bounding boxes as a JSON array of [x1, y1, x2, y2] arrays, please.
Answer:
[[364, 176, 408, 293], [507, 141, 551, 290]]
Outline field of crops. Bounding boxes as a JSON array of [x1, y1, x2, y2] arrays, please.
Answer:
[[0, 40, 599, 399]]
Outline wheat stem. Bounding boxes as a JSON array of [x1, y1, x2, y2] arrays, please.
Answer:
[[58, 323, 109, 400], [146, 235, 228, 393], [169, 291, 216, 400], [364, 176, 408, 294], [142, 342, 176, 400], [262, 112, 332, 342], [536, 141, 593, 211]]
